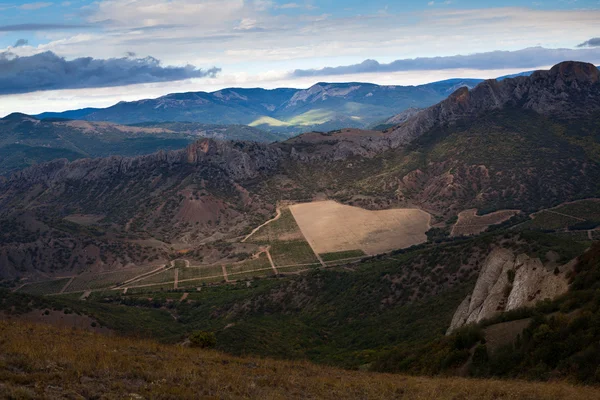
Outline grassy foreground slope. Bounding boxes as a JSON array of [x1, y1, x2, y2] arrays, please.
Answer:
[[0, 320, 598, 400]]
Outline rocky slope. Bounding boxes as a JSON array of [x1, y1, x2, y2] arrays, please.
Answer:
[[447, 248, 573, 333], [369, 61, 600, 149], [0, 139, 283, 277]]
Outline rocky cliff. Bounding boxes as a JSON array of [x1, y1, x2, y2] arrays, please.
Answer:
[[447, 248, 573, 333], [386, 61, 600, 147]]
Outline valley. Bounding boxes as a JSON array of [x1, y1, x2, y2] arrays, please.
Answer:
[[1, 61, 600, 395]]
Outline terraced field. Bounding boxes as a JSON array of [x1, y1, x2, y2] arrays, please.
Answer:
[[126, 284, 175, 294], [245, 205, 323, 269], [451, 209, 519, 237], [245, 208, 304, 243], [18, 278, 72, 295], [320, 250, 366, 262], [269, 240, 320, 266], [179, 265, 223, 281], [276, 263, 321, 273], [225, 252, 273, 280], [65, 265, 158, 292], [178, 275, 224, 287], [133, 269, 176, 285], [524, 199, 600, 231]]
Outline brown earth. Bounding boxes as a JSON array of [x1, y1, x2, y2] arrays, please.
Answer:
[[451, 209, 520, 237], [290, 200, 431, 255]]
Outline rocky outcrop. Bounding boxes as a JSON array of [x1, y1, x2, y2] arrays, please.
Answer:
[[387, 61, 600, 148], [447, 248, 572, 334]]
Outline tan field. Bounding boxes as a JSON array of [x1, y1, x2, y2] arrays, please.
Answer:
[[451, 209, 520, 237], [289, 200, 431, 255]]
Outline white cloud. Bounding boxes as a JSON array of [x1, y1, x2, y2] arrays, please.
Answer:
[[12, 6, 598, 69], [19, 2, 53, 10], [2, 5, 600, 114]]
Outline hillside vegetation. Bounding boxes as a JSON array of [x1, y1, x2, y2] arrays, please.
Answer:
[[1, 319, 598, 399]]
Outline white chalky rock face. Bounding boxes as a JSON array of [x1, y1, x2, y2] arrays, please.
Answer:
[[447, 247, 573, 334]]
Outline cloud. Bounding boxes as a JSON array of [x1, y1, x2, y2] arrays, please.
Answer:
[[89, 0, 247, 29], [0, 51, 220, 95], [13, 39, 29, 48], [19, 2, 53, 10], [577, 38, 600, 48], [292, 46, 600, 77], [0, 23, 89, 31]]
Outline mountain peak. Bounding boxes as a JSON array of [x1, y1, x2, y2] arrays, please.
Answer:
[[547, 61, 599, 84], [1, 112, 39, 122]]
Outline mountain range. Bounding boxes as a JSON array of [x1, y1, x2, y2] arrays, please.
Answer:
[[35, 79, 484, 133], [3, 68, 586, 177], [1, 61, 599, 277], [2, 61, 600, 392]]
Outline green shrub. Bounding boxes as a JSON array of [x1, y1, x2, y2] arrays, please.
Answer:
[[189, 331, 217, 349]]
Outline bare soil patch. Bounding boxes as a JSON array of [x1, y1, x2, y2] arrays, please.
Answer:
[[64, 214, 105, 226], [451, 209, 519, 237], [289, 201, 431, 255]]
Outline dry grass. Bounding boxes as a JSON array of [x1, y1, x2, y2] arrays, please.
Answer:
[[1, 320, 598, 399]]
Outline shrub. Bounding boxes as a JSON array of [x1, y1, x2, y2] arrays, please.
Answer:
[[189, 331, 217, 349], [453, 325, 483, 350]]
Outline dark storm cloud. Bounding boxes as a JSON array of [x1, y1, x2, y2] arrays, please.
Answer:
[[292, 47, 600, 77], [577, 38, 600, 48], [0, 23, 89, 31], [0, 51, 221, 95]]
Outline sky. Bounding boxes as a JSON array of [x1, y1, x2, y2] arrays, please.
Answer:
[[1, 0, 600, 115]]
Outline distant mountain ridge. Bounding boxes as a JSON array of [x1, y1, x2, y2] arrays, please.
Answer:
[[0, 114, 281, 175], [34, 79, 484, 133]]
